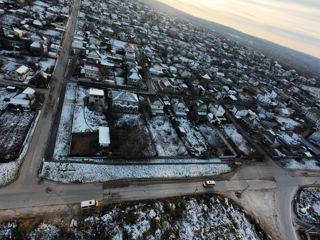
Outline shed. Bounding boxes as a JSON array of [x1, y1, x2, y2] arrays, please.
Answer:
[[99, 127, 110, 148]]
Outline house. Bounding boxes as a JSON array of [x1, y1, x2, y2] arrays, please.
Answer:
[[232, 105, 249, 119], [88, 88, 105, 106], [147, 96, 164, 115], [171, 98, 188, 116], [84, 62, 100, 80], [127, 69, 142, 86], [208, 103, 226, 123], [9, 87, 35, 109], [99, 127, 110, 148], [7, 65, 30, 82], [112, 90, 139, 113], [30, 41, 43, 56], [158, 78, 175, 93]]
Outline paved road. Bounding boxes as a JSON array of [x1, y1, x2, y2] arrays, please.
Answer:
[[0, 1, 319, 240]]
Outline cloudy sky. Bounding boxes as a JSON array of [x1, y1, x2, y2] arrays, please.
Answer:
[[158, 0, 320, 58]]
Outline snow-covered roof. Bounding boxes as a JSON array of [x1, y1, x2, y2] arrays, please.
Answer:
[[99, 127, 110, 145], [23, 87, 35, 95], [30, 41, 41, 49], [89, 88, 104, 96], [112, 90, 138, 103], [10, 98, 30, 107], [16, 65, 29, 75]]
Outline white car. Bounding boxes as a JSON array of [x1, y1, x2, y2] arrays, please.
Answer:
[[80, 200, 99, 209], [202, 180, 216, 188]]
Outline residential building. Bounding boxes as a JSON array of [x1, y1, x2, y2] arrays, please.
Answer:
[[88, 88, 105, 106], [112, 90, 139, 113], [147, 96, 164, 115]]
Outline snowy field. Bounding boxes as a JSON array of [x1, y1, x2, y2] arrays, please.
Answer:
[[222, 124, 252, 155], [41, 162, 231, 183], [281, 158, 320, 170], [297, 187, 320, 224], [53, 101, 74, 160], [0, 111, 40, 185], [146, 115, 187, 157], [176, 118, 208, 156], [0, 195, 268, 239], [0, 110, 36, 162]]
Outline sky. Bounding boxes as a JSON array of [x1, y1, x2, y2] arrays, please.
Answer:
[[158, 0, 320, 58]]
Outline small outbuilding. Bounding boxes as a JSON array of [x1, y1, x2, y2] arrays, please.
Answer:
[[99, 127, 110, 148]]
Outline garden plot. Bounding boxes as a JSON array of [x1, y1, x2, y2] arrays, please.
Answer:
[[146, 115, 187, 157], [0, 110, 36, 162], [222, 124, 253, 155], [199, 124, 233, 156], [176, 118, 208, 156], [297, 187, 320, 224], [109, 113, 156, 158], [41, 161, 231, 183], [281, 158, 320, 170]]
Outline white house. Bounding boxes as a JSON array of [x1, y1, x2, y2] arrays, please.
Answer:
[[88, 88, 105, 106], [99, 127, 110, 148], [7, 65, 30, 82]]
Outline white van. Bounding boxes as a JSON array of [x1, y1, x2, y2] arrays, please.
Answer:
[[80, 200, 99, 209], [202, 180, 216, 188]]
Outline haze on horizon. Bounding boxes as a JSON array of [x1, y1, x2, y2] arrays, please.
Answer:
[[158, 0, 320, 58]]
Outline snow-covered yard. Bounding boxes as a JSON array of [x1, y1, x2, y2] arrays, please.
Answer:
[[199, 124, 232, 156], [281, 158, 320, 170], [146, 115, 187, 157], [110, 113, 156, 158], [296, 187, 320, 224], [0, 87, 17, 111], [0, 111, 40, 185], [41, 161, 231, 183], [0, 110, 36, 162], [0, 194, 268, 239], [222, 124, 252, 155], [176, 118, 208, 156]]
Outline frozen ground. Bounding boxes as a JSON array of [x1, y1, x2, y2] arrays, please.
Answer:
[[0, 111, 40, 185], [146, 115, 187, 157], [0, 87, 17, 111], [176, 118, 208, 156], [297, 187, 320, 224], [41, 161, 231, 183], [0, 195, 268, 239], [282, 158, 320, 170], [53, 102, 74, 160], [110, 113, 156, 158], [0, 110, 36, 162], [222, 124, 252, 155]]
